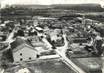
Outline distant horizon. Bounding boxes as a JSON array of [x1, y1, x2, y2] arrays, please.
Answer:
[[1, 0, 104, 8], [9, 3, 101, 5]]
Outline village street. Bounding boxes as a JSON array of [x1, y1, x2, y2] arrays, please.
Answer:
[[41, 33, 87, 73], [55, 34, 86, 73]]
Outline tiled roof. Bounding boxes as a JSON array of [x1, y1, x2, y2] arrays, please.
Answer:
[[10, 37, 34, 51]]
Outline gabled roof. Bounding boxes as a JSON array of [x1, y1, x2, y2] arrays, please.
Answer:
[[13, 43, 37, 53], [10, 37, 37, 53]]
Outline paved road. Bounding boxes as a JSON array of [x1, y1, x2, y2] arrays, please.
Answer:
[[55, 34, 86, 73], [42, 34, 86, 73], [39, 55, 60, 60]]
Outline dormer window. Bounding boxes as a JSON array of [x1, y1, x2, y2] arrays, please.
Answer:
[[20, 58, 23, 61], [20, 53, 22, 56], [29, 57, 31, 60]]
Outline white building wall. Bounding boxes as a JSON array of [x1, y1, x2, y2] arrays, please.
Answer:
[[13, 47, 37, 62]]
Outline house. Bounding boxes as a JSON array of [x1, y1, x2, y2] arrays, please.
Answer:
[[30, 36, 42, 46], [10, 38, 38, 62], [29, 36, 50, 53]]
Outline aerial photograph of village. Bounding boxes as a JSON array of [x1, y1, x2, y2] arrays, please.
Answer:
[[0, 0, 104, 73]]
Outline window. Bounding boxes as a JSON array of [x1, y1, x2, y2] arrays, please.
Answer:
[[29, 57, 31, 60], [20, 58, 23, 61], [37, 55, 40, 58], [20, 53, 22, 56]]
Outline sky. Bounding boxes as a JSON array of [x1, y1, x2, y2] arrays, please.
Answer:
[[0, 0, 104, 8]]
